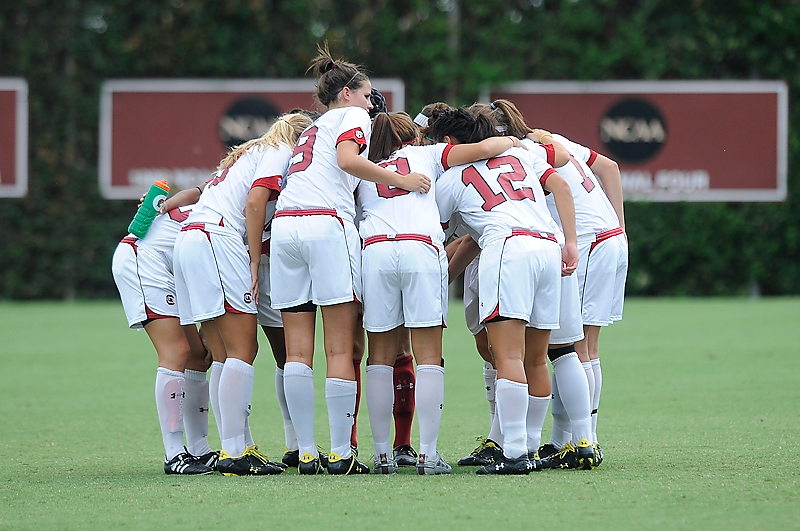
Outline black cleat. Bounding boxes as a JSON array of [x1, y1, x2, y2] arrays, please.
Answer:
[[326, 451, 370, 475], [164, 452, 214, 475], [536, 443, 560, 461], [526, 451, 543, 472], [282, 448, 299, 468], [594, 443, 603, 466], [457, 437, 503, 466], [393, 444, 418, 467], [575, 439, 598, 470], [298, 452, 326, 475], [216, 449, 284, 476], [476, 454, 534, 475], [540, 442, 578, 470], [188, 449, 220, 469]]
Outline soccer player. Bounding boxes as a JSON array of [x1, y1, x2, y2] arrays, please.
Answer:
[[269, 44, 430, 475]]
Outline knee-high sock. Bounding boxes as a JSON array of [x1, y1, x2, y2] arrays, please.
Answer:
[[155, 367, 185, 460], [549, 373, 571, 448], [209, 361, 224, 443], [392, 354, 415, 448], [183, 369, 212, 456], [582, 361, 595, 416], [350, 359, 362, 448], [484, 362, 502, 444], [552, 353, 592, 444], [591, 358, 603, 443], [495, 378, 528, 459], [217, 358, 254, 457], [326, 378, 357, 458], [366, 364, 394, 458], [275, 368, 297, 451], [526, 395, 550, 455], [416, 364, 445, 458], [283, 362, 316, 458]]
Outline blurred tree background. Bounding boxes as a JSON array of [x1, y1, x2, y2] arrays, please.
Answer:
[[0, 0, 797, 299]]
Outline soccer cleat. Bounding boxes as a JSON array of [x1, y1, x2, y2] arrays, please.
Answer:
[[351, 445, 359, 458], [245, 445, 287, 469], [416, 452, 452, 475], [216, 449, 284, 476], [536, 443, 560, 461], [373, 453, 399, 474], [392, 444, 418, 467], [298, 452, 326, 475], [525, 451, 543, 472], [190, 449, 220, 469], [575, 438, 598, 470], [540, 441, 578, 470], [594, 443, 603, 466], [164, 452, 214, 475], [282, 448, 299, 468], [327, 451, 371, 475], [457, 437, 503, 466], [475, 454, 534, 475]]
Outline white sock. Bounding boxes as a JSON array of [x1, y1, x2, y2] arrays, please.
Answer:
[[183, 369, 212, 456], [283, 362, 317, 458], [592, 358, 602, 443], [552, 353, 592, 444], [416, 364, 445, 458], [582, 361, 595, 411], [155, 368, 185, 460], [484, 362, 502, 443], [526, 395, 550, 455], [275, 368, 297, 451], [549, 373, 571, 448], [243, 365, 255, 448], [209, 361, 224, 442], [495, 378, 528, 459], [366, 365, 394, 459], [326, 378, 357, 458], [217, 358, 254, 457]]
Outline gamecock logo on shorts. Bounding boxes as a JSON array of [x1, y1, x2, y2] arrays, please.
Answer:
[[165, 294, 175, 305], [244, 293, 253, 304]]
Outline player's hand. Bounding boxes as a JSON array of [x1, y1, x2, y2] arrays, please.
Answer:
[[402, 172, 431, 194], [138, 192, 147, 209], [561, 242, 578, 276], [509, 137, 528, 150], [249, 262, 260, 305]]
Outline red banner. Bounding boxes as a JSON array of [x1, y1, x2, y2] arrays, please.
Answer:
[[0, 79, 28, 198]]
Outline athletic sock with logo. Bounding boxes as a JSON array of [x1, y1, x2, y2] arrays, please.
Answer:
[[217, 358, 254, 457], [484, 362, 502, 444], [326, 378, 357, 459], [283, 362, 317, 458], [183, 369, 213, 456], [208, 361, 224, 442], [526, 395, 551, 455], [591, 358, 603, 443], [350, 358, 362, 449], [275, 368, 297, 451], [416, 364, 445, 458], [366, 364, 394, 459], [495, 378, 529, 459], [552, 352, 592, 444], [548, 374, 571, 449], [155, 367, 185, 461]]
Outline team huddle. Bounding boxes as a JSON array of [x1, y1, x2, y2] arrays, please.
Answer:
[[112, 45, 628, 477]]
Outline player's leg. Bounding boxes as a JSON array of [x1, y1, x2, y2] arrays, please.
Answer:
[[181, 323, 217, 465], [200, 321, 226, 446], [585, 325, 603, 445], [392, 325, 418, 466], [366, 327, 399, 473], [350, 317, 365, 454], [523, 326, 551, 467]]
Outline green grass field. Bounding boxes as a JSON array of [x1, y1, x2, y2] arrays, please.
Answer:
[[1, 298, 799, 530]]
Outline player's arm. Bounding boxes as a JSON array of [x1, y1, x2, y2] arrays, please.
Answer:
[[590, 154, 625, 232], [337, 140, 431, 193], [447, 234, 480, 282], [159, 184, 205, 214], [445, 136, 524, 167], [528, 129, 569, 167], [245, 187, 270, 304], [542, 172, 579, 276]]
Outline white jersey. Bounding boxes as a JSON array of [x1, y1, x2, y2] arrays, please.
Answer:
[[357, 143, 452, 247], [123, 205, 194, 267], [545, 134, 620, 238], [436, 147, 559, 248], [520, 137, 558, 168], [278, 107, 371, 223], [187, 143, 291, 238]]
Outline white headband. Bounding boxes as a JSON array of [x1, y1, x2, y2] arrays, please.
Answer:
[[413, 113, 429, 127]]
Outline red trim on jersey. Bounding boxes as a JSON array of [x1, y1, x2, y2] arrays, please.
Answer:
[[441, 143, 455, 171], [121, 236, 138, 255], [508, 229, 557, 243], [587, 150, 599, 166], [181, 223, 212, 241], [252, 175, 281, 191], [590, 227, 624, 254], [336, 127, 367, 154], [363, 233, 439, 252], [223, 301, 246, 314], [540, 167, 557, 187], [543, 143, 556, 167], [144, 304, 171, 320], [482, 303, 501, 324], [260, 240, 271, 255]]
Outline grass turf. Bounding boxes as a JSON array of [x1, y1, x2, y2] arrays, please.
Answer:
[[1, 298, 798, 529]]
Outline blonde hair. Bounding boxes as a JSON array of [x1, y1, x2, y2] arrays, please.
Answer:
[[217, 113, 312, 170]]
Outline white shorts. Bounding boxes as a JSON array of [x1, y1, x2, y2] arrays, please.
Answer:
[[578, 230, 628, 326], [269, 211, 362, 309], [111, 238, 179, 329], [361, 236, 448, 332], [548, 272, 585, 344], [173, 223, 256, 325], [257, 253, 283, 328], [462, 256, 483, 336], [478, 233, 561, 328]]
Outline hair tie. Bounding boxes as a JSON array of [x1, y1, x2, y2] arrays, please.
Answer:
[[495, 125, 506, 133], [331, 62, 338, 69], [343, 70, 359, 89], [490, 102, 497, 110], [413, 113, 429, 127]]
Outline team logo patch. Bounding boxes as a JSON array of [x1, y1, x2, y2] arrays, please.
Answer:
[[165, 294, 175, 305], [244, 293, 253, 304], [355, 129, 364, 139]]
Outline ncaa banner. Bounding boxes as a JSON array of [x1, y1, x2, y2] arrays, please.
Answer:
[[484, 80, 788, 202], [99, 79, 405, 199], [0, 78, 28, 198]]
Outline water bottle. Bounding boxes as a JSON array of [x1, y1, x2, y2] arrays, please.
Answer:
[[127, 180, 170, 238]]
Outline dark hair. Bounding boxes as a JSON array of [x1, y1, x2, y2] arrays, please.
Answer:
[[488, 99, 532, 139], [308, 42, 369, 108], [469, 113, 500, 143], [288, 107, 321, 121], [368, 112, 418, 162], [369, 88, 387, 120], [419, 102, 452, 139]]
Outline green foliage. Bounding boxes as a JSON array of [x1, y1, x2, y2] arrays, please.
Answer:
[[0, 0, 798, 298]]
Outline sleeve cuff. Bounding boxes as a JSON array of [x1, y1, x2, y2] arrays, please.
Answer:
[[336, 127, 368, 154], [540, 167, 557, 187], [587, 150, 599, 166], [441, 143, 455, 171]]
